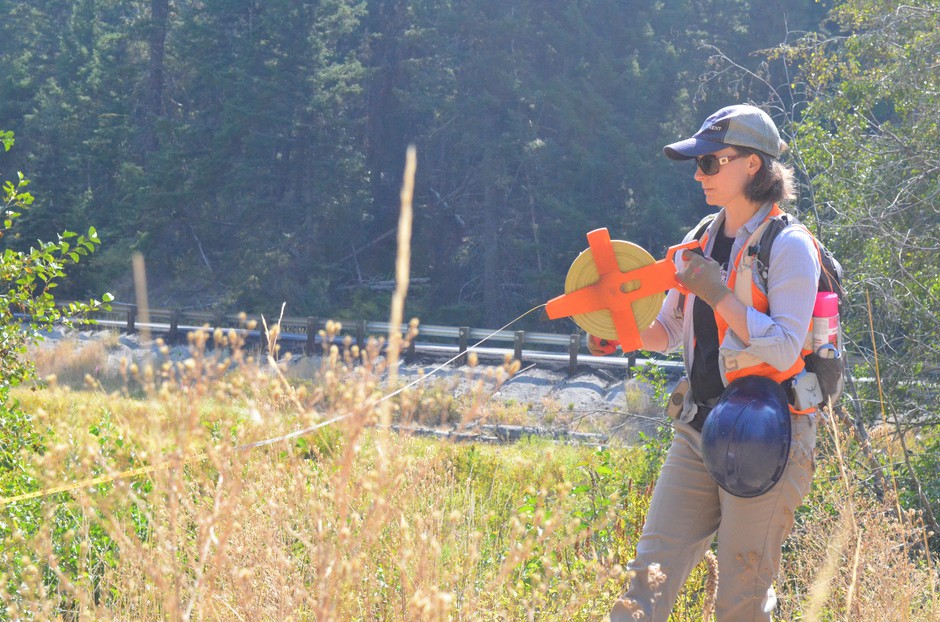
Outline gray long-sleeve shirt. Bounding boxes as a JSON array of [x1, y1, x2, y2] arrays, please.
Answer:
[[657, 202, 821, 424]]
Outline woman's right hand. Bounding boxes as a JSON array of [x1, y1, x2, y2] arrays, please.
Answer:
[[588, 335, 620, 356]]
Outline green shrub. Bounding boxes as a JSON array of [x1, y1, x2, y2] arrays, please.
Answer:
[[1, 130, 111, 616]]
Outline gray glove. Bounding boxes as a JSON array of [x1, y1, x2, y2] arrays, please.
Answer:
[[676, 251, 730, 308]]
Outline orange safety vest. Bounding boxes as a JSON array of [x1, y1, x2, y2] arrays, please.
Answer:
[[699, 205, 812, 390]]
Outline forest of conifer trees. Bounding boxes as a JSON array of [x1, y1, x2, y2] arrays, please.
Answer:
[[0, 0, 832, 327]]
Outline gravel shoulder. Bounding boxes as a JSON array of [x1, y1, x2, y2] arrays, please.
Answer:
[[33, 328, 680, 445]]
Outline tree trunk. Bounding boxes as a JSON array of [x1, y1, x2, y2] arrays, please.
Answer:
[[365, 0, 406, 235], [482, 148, 501, 327], [143, 0, 169, 157]]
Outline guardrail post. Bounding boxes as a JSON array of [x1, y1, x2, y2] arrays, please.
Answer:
[[207, 311, 224, 350], [356, 320, 366, 359], [259, 321, 269, 355], [568, 334, 580, 376], [406, 333, 416, 362], [513, 330, 525, 363], [305, 317, 318, 355], [627, 350, 637, 377], [457, 326, 469, 366], [169, 309, 181, 344], [126, 304, 137, 334]]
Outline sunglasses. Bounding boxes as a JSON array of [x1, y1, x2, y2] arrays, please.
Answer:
[[696, 153, 746, 175]]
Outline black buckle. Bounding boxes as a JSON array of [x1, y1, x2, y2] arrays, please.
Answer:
[[690, 398, 719, 432], [782, 377, 797, 406]]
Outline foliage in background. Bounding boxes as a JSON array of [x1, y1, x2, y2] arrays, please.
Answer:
[[0, 0, 831, 326]]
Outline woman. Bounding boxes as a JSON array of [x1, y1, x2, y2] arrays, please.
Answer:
[[606, 104, 820, 621]]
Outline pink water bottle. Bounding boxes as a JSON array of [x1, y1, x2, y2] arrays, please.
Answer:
[[812, 292, 840, 357]]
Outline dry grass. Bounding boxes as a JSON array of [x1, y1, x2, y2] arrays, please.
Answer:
[[28, 333, 123, 390], [777, 411, 939, 622]]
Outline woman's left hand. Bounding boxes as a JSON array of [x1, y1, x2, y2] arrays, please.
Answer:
[[676, 251, 730, 307]]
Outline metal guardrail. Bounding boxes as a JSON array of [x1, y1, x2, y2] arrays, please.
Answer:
[[55, 302, 683, 376]]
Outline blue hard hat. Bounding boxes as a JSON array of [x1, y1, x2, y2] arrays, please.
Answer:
[[701, 375, 791, 498]]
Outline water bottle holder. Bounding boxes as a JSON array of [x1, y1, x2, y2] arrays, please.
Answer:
[[814, 343, 840, 360], [805, 351, 845, 403]]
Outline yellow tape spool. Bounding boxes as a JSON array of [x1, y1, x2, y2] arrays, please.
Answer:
[[563, 240, 665, 341]]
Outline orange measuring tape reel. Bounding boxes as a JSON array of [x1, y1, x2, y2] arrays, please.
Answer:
[[546, 228, 702, 351]]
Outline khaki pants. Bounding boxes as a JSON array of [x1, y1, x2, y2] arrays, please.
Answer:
[[610, 414, 816, 622]]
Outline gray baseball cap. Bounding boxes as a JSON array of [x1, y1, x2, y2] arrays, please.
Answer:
[[663, 105, 784, 160]]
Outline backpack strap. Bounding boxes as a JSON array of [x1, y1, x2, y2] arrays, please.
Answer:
[[731, 216, 779, 307], [753, 214, 791, 284], [753, 214, 843, 300]]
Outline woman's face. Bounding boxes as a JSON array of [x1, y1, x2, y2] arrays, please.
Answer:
[[693, 147, 760, 207]]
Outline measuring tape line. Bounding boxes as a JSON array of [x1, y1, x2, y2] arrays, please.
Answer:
[[1, 306, 547, 508]]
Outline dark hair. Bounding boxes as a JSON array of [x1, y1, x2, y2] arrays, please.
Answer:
[[736, 147, 796, 204]]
